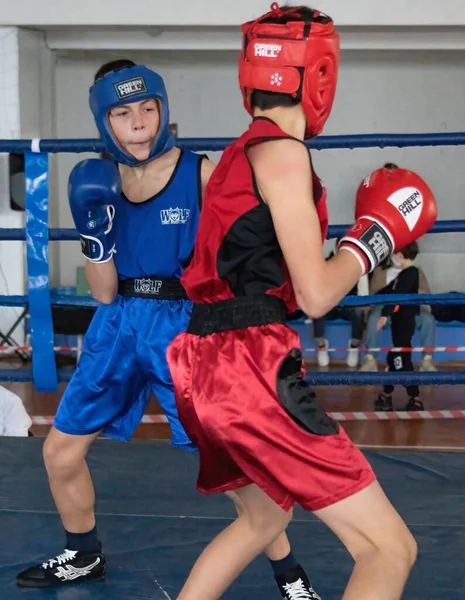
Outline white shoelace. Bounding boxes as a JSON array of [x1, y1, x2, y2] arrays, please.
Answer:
[[105, 205, 115, 235], [42, 549, 77, 569], [283, 578, 321, 600]]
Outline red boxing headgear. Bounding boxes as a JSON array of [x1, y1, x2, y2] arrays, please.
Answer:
[[239, 3, 340, 138]]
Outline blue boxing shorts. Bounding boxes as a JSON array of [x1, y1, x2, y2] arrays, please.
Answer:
[[54, 295, 195, 449]]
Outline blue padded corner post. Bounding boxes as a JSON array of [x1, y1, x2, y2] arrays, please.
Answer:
[[25, 152, 58, 391]]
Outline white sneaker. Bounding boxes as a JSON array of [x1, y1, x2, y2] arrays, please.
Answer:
[[317, 339, 330, 367], [420, 355, 437, 372], [360, 353, 378, 372], [347, 346, 359, 368]]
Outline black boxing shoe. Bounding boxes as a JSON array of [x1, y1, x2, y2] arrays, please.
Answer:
[[276, 564, 321, 600], [404, 397, 424, 411], [16, 545, 106, 587], [375, 393, 393, 412]]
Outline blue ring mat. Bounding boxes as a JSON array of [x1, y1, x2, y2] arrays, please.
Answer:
[[1, 438, 463, 599]]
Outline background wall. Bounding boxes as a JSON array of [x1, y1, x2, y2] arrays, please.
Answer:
[[0, 28, 23, 338], [1, 11, 465, 336], [0, 27, 55, 337], [52, 48, 465, 291], [2, 0, 465, 26]]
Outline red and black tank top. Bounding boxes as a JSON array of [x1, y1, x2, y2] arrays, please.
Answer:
[[181, 117, 328, 313]]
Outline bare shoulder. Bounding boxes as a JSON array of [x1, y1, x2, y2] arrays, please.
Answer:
[[248, 138, 311, 183], [199, 157, 216, 196], [200, 157, 216, 184], [248, 138, 312, 208]]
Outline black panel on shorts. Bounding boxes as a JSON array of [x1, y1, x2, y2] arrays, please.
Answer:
[[276, 348, 339, 436]]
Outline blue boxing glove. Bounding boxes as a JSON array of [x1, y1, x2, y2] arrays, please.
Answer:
[[68, 159, 121, 263]]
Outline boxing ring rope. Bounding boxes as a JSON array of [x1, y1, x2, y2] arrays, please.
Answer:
[[2, 131, 465, 153], [1, 292, 464, 309], [1, 219, 463, 242], [0, 132, 464, 396], [0, 368, 461, 385]]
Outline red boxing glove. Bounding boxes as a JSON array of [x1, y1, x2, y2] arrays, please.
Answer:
[[339, 167, 437, 273]]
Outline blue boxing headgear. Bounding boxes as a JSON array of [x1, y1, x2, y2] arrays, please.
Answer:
[[89, 65, 175, 166]]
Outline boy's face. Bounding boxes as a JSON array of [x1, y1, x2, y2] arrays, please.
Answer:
[[391, 252, 406, 268], [108, 98, 160, 162]]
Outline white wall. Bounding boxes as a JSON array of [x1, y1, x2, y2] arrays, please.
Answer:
[[3, 0, 465, 26], [0, 27, 55, 341], [53, 49, 465, 292], [18, 28, 59, 285], [0, 27, 24, 340]]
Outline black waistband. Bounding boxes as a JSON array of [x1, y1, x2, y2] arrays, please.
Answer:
[[187, 295, 287, 336], [118, 276, 187, 300]]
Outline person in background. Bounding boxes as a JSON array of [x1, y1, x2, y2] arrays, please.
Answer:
[[360, 163, 436, 373], [374, 243, 423, 411], [313, 240, 368, 367], [0, 385, 32, 436], [361, 254, 436, 372]]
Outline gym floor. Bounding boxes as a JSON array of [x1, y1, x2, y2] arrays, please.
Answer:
[[1, 359, 464, 599]]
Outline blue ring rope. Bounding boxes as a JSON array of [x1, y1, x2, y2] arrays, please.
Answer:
[[339, 293, 465, 307], [0, 219, 463, 242], [0, 292, 463, 309], [2, 132, 465, 153], [0, 368, 461, 386], [0, 369, 74, 383], [305, 371, 465, 386], [0, 295, 30, 307]]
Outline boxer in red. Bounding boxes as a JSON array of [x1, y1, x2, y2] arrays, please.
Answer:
[[168, 4, 437, 599]]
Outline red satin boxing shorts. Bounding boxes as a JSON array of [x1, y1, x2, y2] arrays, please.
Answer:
[[167, 296, 375, 512]]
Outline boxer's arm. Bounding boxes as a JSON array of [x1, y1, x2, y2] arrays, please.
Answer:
[[85, 260, 118, 304], [249, 138, 362, 318], [200, 158, 216, 196], [68, 159, 120, 303]]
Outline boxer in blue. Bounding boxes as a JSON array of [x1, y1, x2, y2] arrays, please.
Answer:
[[16, 60, 319, 600]]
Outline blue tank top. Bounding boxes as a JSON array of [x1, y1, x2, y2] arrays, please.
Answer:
[[112, 150, 203, 279]]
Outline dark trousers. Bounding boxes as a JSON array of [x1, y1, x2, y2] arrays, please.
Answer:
[[384, 317, 419, 398], [313, 307, 364, 343]]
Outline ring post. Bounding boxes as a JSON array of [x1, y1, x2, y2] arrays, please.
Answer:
[[25, 152, 58, 391]]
